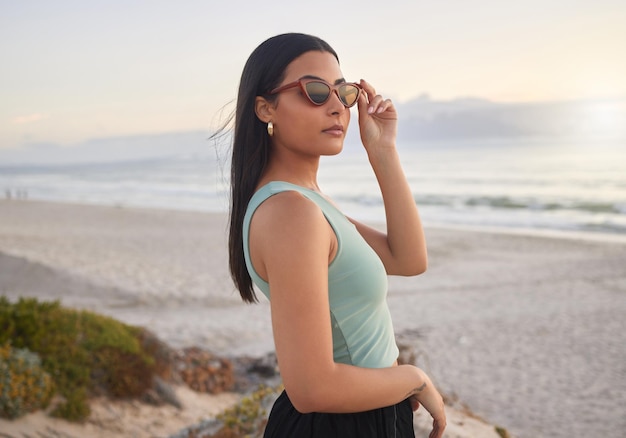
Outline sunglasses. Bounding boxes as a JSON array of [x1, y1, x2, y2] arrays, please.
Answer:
[[268, 79, 362, 108]]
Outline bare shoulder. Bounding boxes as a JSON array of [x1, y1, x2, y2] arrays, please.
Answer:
[[251, 190, 327, 237], [249, 190, 332, 281]]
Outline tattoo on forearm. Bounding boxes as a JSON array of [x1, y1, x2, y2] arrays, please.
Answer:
[[406, 382, 427, 398]]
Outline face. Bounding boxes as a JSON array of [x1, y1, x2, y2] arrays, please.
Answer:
[[263, 51, 352, 158]]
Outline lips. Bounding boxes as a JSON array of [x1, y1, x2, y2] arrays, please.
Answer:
[[323, 124, 344, 135]]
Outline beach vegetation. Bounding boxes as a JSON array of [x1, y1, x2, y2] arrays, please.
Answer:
[[0, 343, 55, 419], [495, 425, 512, 438], [212, 384, 282, 438], [0, 296, 158, 421]]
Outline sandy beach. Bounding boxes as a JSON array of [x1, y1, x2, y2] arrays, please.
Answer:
[[1, 199, 625, 438]]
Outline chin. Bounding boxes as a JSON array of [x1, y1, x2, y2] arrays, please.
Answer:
[[320, 139, 345, 156], [321, 146, 344, 156]]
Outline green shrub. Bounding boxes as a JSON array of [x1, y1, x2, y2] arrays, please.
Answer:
[[495, 425, 512, 438], [0, 296, 157, 421], [215, 384, 281, 437], [0, 344, 55, 419], [50, 387, 90, 421]]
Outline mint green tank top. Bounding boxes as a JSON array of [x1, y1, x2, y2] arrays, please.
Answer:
[[243, 181, 399, 369]]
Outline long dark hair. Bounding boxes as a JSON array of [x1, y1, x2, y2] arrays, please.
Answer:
[[229, 33, 338, 303]]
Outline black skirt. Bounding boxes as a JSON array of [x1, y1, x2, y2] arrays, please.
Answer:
[[263, 390, 415, 438]]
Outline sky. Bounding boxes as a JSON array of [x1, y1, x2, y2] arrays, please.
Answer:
[[1, 0, 625, 152]]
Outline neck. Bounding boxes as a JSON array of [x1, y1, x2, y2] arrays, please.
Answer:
[[259, 150, 322, 192]]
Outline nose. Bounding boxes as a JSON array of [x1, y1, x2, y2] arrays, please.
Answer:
[[327, 89, 346, 114]]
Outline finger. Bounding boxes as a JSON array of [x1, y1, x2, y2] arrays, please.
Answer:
[[359, 80, 394, 115], [359, 78, 376, 98], [357, 79, 374, 117], [367, 94, 385, 114], [431, 419, 446, 438], [356, 81, 371, 116], [359, 79, 381, 112], [429, 423, 442, 438], [375, 98, 394, 114]]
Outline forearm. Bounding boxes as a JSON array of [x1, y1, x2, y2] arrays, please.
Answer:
[[290, 362, 433, 414], [368, 146, 427, 274]]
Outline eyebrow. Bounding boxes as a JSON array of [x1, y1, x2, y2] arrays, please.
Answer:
[[299, 75, 346, 85]]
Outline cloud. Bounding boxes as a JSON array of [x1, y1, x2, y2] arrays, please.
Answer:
[[0, 130, 217, 166], [11, 113, 49, 125], [395, 95, 626, 141]]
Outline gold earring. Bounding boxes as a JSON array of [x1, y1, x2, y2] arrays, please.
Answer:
[[267, 121, 274, 137]]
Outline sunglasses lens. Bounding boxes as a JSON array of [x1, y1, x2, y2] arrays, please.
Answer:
[[304, 81, 331, 104], [339, 85, 359, 107], [301, 81, 360, 107]]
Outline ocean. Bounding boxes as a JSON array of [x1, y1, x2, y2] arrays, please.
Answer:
[[1, 136, 625, 240]]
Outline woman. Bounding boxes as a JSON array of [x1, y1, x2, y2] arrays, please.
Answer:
[[228, 33, 446, 437]]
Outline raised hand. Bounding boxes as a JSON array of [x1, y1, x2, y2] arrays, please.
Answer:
[[356, 79, 398, 152]]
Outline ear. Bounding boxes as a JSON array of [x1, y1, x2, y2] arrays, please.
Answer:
[[255, 96, 275, 124]]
